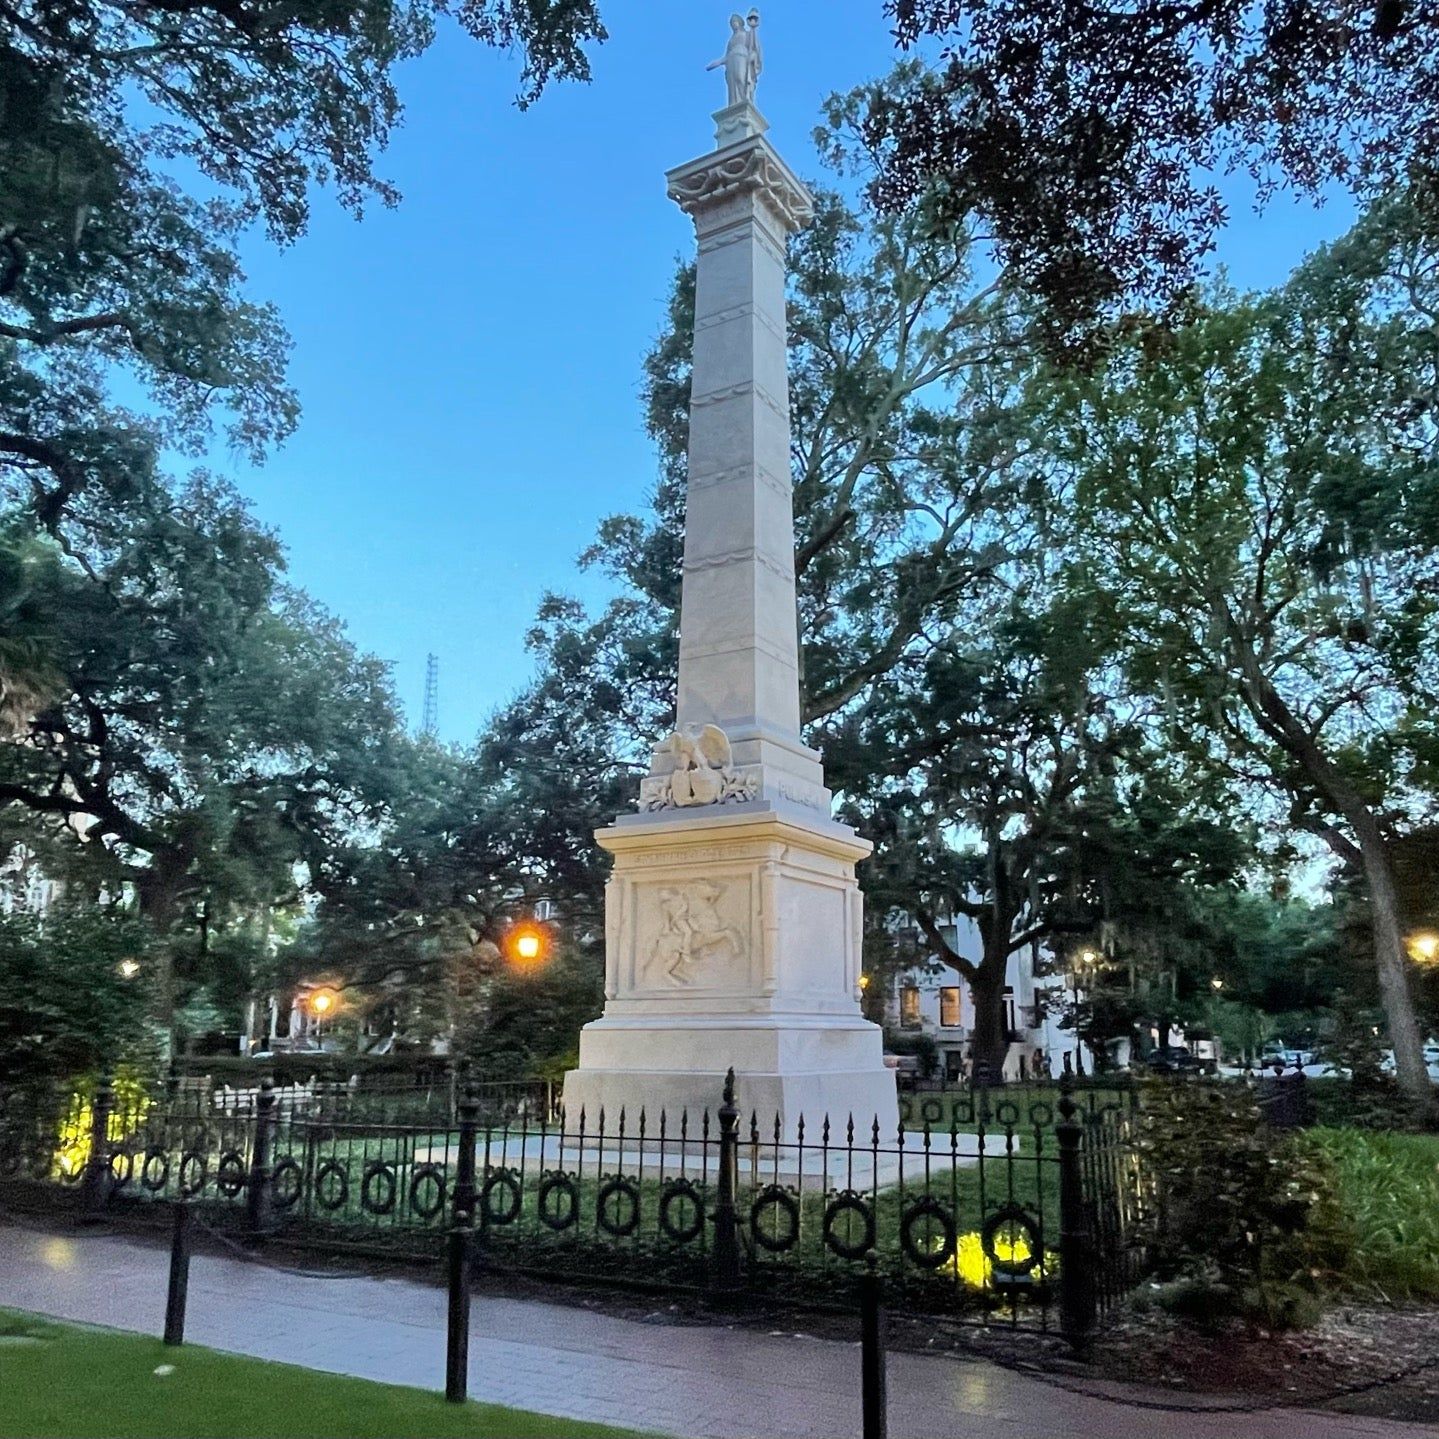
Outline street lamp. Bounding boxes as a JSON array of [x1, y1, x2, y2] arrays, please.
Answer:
[[503, 921, 550, 969], [1407, 931, 1439, 965], [117, 958, 141, 980], [308, 987, 337, 1045]]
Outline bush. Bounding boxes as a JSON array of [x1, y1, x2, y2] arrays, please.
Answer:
[[1139, 1079, 1330, 1324], [883, 1031, 941, 1078], [1305, 1076, 1426, 1133]]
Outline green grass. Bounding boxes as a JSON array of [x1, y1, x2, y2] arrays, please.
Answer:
[[1301, 1127, 1439, 1301], [0, 1309, 657, 1439]]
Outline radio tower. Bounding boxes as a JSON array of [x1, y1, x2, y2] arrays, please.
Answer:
[[421, 653, 439, 737]]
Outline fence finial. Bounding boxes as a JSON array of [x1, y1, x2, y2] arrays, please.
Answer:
[[1058, 1067, 1077, 1123]]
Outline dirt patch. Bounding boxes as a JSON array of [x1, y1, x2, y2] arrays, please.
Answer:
[[1079, 1298, 1439, 1423]]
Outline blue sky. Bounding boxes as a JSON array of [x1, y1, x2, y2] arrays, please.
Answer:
[[216, 3, 1355, 743]]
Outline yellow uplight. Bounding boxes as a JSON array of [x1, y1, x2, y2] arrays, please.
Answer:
[[948, 1230, 1052, 1290]]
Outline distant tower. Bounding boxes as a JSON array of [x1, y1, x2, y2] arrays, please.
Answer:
[[421, 653, 439, 737]]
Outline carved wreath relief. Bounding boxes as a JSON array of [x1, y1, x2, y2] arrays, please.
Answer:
[[638, 724, 759, 812], [647, 881, 745, 986]]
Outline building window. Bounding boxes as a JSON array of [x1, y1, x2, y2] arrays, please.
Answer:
[[939, 987, 962, 1029], [1003, 987, 1017, 1035], [900, 985, 922, 1029]]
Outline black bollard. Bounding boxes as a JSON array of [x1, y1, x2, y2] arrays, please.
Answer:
[[860, 1253, 888, 1439], [163, 1201, 191, 1346], [445, 1215, 472, 1402], [246, 1076, 277, 1234], [80, 1072, 115, 1222]]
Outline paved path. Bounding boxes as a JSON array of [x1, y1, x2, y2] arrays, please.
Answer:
[[0, 1221, 1424, 1439]]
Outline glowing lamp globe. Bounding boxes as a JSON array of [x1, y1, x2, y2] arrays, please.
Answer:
[[1408, 931, 1439, 965], [505, 922, 549, 967]]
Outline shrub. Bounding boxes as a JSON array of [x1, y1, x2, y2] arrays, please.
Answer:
[[1138, 1079, 1330, 1323], [1305, 1076, 1426, 1133]]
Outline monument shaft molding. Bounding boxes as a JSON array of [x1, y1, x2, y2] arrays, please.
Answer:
[[563, 31, 897, 1136]]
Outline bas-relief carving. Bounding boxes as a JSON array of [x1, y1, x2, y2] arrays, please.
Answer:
[[638, 723, 759, 812], [644, 880, 747, 987]]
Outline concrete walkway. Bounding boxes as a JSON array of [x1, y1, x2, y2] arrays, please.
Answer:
[[0, 1221, 1424, 1439]]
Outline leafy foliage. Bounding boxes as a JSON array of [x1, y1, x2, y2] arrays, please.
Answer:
[[1043, 199, 1439, 1102], [1139, 1079, 1333, 1322], [1301, 1127, 1439, 1301], [866, 1, 1439, 330], [0, 903, 155, 1078]]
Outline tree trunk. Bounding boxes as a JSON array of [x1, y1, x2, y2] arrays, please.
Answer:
[[1354, 816, 1432, 1112], [136, 854, 190, 1057], [1227, 625, 1433, 1109], [968, 956, 1011, 1087]]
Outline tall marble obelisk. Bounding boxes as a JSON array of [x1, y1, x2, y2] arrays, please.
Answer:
[[563, 16, 897, 1134]]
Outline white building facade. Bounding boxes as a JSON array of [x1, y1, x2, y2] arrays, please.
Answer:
[[880, 915, 1099, 1080]]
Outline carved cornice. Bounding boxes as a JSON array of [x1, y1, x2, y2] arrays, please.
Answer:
[[667, 145, 813, 234]]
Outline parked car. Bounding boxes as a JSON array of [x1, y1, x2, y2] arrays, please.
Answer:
[[1144, 1045, 1212, 1075]]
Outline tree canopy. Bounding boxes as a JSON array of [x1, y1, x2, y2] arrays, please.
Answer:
[[866, 2, 1439, 329]]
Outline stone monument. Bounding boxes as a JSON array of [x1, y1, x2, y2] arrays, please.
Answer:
[[562, 16, 897, 1136]]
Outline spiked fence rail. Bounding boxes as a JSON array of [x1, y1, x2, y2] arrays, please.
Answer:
[[0, 1068, 1155, 1345]]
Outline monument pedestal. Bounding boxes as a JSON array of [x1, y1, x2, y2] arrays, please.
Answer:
[[564, 805, 897, 1135]]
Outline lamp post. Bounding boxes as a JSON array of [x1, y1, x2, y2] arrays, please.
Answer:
[[1071, 949, 1099, 1074], [308, 987, 336, 1047]]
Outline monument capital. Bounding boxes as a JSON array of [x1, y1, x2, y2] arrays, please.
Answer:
[[666, 132, 813, 237]]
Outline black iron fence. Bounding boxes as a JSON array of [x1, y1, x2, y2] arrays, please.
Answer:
[[0, 1067, 1156, 1346]]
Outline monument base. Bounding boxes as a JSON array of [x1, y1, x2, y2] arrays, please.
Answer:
[[563, 1014, 898, 1139], [561, 804, 898, 1143]]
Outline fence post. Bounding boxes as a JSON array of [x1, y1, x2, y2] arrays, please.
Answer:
[[712, 1067, 741, 1293], [445, 1213, 473, 1402], [445, 1083, 478, 1404], [163, 1201, 191, 1346], [1056, 1073, 1096, 1352], [454, 1081, 478, 1233], [246, 1075, 276, 1235], [81, 1070, 115, 1221], [859, 1253, 888, 1439]]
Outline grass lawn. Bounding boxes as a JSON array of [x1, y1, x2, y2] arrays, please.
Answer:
[[0, 1309, 656, 1439], [1302, 1128, 1439, 1301]]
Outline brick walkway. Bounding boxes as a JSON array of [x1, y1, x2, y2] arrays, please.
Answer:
[[0, 1221, 1425, 1439]]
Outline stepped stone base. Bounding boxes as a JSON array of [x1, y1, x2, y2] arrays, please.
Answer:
[[562, 807, 898, 1143]]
